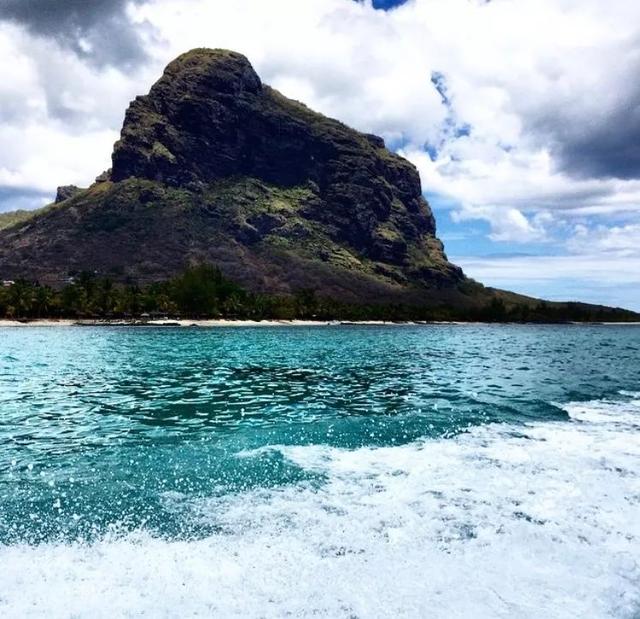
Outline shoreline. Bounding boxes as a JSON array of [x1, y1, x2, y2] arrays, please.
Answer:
[[2, 318, 640, 328], [0, 318, 452, 328]]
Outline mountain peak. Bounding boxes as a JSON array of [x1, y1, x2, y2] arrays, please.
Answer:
[[111, 48, 263, 185], [159, 48, 262, 96], [1, 49, 464, 303]]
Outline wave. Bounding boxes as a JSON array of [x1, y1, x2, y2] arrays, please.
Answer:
[[1, 396, 639, 618]]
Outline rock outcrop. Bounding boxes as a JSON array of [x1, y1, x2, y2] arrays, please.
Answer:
[[54, 185, 82, 204], [0, 49, 475, 306]]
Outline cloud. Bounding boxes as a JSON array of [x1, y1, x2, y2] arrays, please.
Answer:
[[567, 223, 640, 257], [455, 253, 640, 311], [0, 0, 152, 67], [132, 0, 448, 146], [0, 187, 51, 213], [517, 30, 640, 182], [387, 0, 640, 240], [0, 21, 145, 205], [0, 23, 148, 126], [0, 121, 116, 194], [451, 206, 552, 244]]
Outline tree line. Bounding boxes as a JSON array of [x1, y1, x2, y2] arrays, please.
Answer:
[[0, 264, 636, 322]]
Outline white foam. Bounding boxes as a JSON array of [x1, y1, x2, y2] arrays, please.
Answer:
[[564, 395, 640, 424], [1, 398, 639, 618]]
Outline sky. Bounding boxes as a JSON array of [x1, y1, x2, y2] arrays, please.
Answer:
[[1, 0, 639, 310]]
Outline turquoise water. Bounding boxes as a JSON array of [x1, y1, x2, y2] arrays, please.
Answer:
[[1, 324, 639, 617]]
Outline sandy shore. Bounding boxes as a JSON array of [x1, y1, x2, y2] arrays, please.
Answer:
[[0, 318, 421, 328], [1, 319, 81, 327], [2, 319, 638, 328]]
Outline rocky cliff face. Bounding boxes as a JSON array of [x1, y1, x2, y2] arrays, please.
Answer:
[[0, 49, 471, 305], [110, 50, 452, 275]]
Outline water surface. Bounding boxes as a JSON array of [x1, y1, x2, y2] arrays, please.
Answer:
[[1, 324, 639, 617]]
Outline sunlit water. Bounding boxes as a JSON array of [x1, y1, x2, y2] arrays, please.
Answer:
[[1, 324, 639, 618]]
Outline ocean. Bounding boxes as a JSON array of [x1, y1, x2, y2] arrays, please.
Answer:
[[1, 324, 639, 618]]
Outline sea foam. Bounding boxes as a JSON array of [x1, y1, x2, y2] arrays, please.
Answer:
[[1, 396, 639, 618]]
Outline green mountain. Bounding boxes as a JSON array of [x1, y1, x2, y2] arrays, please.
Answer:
[[0, 49, 636, 320]]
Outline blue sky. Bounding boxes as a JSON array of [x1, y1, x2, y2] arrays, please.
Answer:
[[1, 0, 639, 310], [371, 0, 410, 9]]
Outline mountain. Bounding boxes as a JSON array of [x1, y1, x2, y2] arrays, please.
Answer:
[[0, 49, 636, 320]]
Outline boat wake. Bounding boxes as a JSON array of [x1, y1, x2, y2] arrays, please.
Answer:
[[1, 395, 639, 618]]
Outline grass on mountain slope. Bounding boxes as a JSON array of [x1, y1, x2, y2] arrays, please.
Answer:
[[0, 208, 42, 231]]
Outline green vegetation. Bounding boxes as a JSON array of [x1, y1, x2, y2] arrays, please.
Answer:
[[0, 209, 41, 231], [0, 264, 637, 323]]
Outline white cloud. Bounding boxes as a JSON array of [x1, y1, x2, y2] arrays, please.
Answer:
[[567, 223, 640, 257], [133, 0, 449, 145], [456, 253, 640, 310], [0, 123, 116, 195], [450, 205, 551, 244], [459, 253, 640, 286], [0, 22, 154, 203]]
